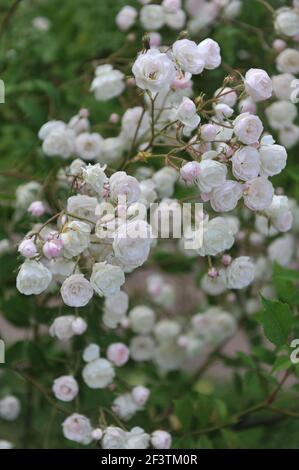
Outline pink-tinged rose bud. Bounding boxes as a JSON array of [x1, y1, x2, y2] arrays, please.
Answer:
[[208, 267, 218, 279], [18, 239, 38, 258], [107, 342, 130, 367], [149, 32, 162, 48], [120, 317, 130, 329], [239, 97, 257, 114], [177, 335, 188, 348], [201, 124, 218, 141], [71, 317, 87, 335], [132, 385, 150, 406], [244, 69, 273, 102], [126, 77, 135, 87], [222, 254, 232, 266], [79, 108, 89, 119], [109, 113, 119, 124], [151, 430, 172, 449], [43, 238, 63, 258], [272, 39, 287, 52], [172, 71, 192, 90], [162, 0, 181, 13], [28, 201, 46, 217], [116, 6, 137, 31], [91, 428, 103, 441], [180, 161, 201, 183]]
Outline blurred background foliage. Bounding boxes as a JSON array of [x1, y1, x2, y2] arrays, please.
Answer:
[[1, 0, 299, 449]]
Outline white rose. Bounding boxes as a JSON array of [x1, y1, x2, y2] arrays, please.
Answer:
[[90, 64, 125, 102], [75, 132, 103, 161], [101, 137, 125, 164], [52, 376, 79, 402], [121, 107, 150, 144], [61, 220, 91, 258], [67, 195, 98, 225], [113, 220, 152, 269], [83, 344, 100, 363], [132, 386, 150, 406], [109, 171, 141, 204], [259, 144, 287, 177], [130, 335, 155, 361], [164, 9, 186, 30], [200, 217, 235, 256], [197, 38, 221, 70], [125, 427, 150, 449], [49, 315, 76, 340], [16, 260, 52, 295], [61, 274, 93, 307], [154, 320, 181, 342], [104, 291, 129, 328], [82, 358, 115, 389], [139, 179, 158, 207], [15, 181, 42, 210], [151, 430, 172, 449], [279, 125, 299, 149], [196, 160, 227, 193], [154, 340, 185, 372], [210, 181, 243, 212], [129, 305, 155, 334], [275, 7, 299, 37], [268, 235, 295, 267], [102, 426, 127, 449], [234, 113, 263, 144], [226, 256, 255, 289], [48, 258, 75, 283], [38, 120, 66, 140], [82, 163, 108, 195], [244, 68, 272, 102], [132, 49, 176, 93], [232, 146, 260, 181], [152, 167, 178, 198], [0, 396, 20, 421], [90, 262, 125, 297], [112, 394, 139, 421], [272, 73, 295, 100], [176, 97, 200, 129], [266, 195, 293, 233], [276, 48, 299, 74], [201, 270, 227, 296], [107, 342, 130, 367], [116, 5, 137, 31], [42, 128, 75, 159], [140, 5, 165, 30], [265, 101, 297, 130], [62, 413, 92, 445], [172, 39, 205, 74], [244, 177, 274, 211]]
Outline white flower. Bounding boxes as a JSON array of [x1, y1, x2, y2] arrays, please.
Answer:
[[232, 146, 260, 181], [109, 171, 141, 204], [91, 64, 125, 101], [38, 120, 66, 140], [265, 101, 297, 130], [121, 107, 150, 144], [152, 167, 178, 198], [129, 305, 155, 334], [234, 113, 263, 144], [67, 195, 97, 225], [0, 396, 20, 421], [268, 234, 295, 267], [90, 262, 125, 297], [272, 73, 295, 100], [210, 181, 243, 212], [83, 163, 108, 195], [172, 39, 205, 74], [200, 217, 235, 256], [162, 0, 181, 13], [151, 430, 172, 449], [16, 260, 52, 295], [154, 340, 185, 372], [71, 317, 87, 335], [48, 258, 75, 283], [130, 335, 155, 361], [83, 344, 100, 362], [164, 8, 186, 29], [244, 177, 274, 211], [201, 270, 227, 296], [101, 137, 125, 164], [75, 132, 103, 161], [82, 358, 115, 389], [154, 320, 181, 342], [132, 386, 150, 406], [275, 7, 299, 37], [0, 440, 14, 449], [61, 220, 91, 258], [279, 125, 299, 149], [215, 87, 237, 107], [102, 426, 127, 449], [112, 393, 140, 421], [276, 48, 299, 74], [52, 376, 79, 402], [226, 256, 255, 289], [42, 128, 75, 159], [107, 342, 130, 366], [266, 195, 293, 233], [140, 5, 165, 30], [132, 49, 176, 93], [116, 6, 137, 31], [104, 290, 129, 328], [176, 97, 200, 129], [196, 160, 227, 193], [259, 144, 287, 177], [18, 238, 38, 258], [180, 161, 201, 183], [197, 38, 221, 70], [62, 413, 92, 445], [139, 179, 158, 207], [60, 274, 93, 307], [244, 68, 272, 102], [49, 315, 76, 341], [113, 220, 152, 269], [125, 427, 150, 449]]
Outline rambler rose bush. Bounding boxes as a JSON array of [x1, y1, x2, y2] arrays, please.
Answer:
[[2, 0, 299, 450]]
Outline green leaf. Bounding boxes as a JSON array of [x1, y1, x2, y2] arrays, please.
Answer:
[[261, 297, 293, 346], [272, 355, 292, 373]]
